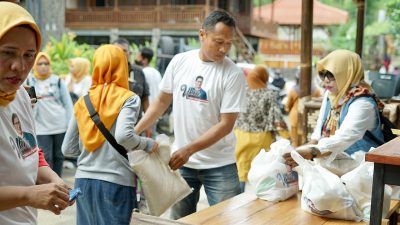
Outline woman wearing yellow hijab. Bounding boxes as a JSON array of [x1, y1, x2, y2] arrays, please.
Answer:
[[234, 65, 289, 192], [0, 2, 71, 224], [26, 52, 74, 177], [284, 49, 384, 172], [65, 57, 92, 103], [62, 44, 157, 225]]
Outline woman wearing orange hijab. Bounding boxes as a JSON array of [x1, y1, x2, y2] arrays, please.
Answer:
[[0, 2, 71, 224], [234, 65, 289, 192], [62, 44, 157, 225]]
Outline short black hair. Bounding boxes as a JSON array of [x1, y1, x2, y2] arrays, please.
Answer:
[[202, 10, 236, 32], [140, 47, 154, 62], [112, 38, 129, 45], [196, 76, 204, 81]]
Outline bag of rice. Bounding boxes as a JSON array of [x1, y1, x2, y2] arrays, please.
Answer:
[[128, 135, 192, 216]]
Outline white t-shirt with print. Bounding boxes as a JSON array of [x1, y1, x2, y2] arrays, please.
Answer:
[[0, 86, 39, 225], [160, 49, 246, 169]]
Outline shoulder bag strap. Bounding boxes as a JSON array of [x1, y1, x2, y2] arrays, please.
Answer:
[[83, 94, 128, 159]]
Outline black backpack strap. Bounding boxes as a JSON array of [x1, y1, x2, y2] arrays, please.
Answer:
[[83, 94, 128, 159], [365, 130, 384, 146]]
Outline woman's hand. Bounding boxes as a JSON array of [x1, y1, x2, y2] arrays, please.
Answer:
[[283, 146, 331, 168], [149, 142, 158, 154], [25, 183, 70, 215], [283, 148, 314, 168]]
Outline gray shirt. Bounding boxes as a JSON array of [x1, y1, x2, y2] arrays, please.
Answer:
[[62, 95, 155, 187]]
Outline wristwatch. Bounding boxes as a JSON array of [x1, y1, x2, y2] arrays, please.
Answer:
[[310, 147, 319, 160]]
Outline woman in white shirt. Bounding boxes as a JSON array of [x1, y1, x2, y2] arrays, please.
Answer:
[[64, 57, 91, 103], [284, 49, 384, 168]]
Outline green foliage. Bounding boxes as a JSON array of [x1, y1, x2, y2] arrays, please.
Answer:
[[44, 33, 95, 77], [319, 0, 400, 67], [186, 38, 200, 49], [253, 0, 272, 7], [386, 0, 400, 37], [129, 41, 157, 67]]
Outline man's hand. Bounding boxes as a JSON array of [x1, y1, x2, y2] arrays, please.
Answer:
[[25, 183, 70, 215], [169, 146, 193, 170]]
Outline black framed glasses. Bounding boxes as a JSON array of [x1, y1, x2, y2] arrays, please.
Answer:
[[318, 70, 335, 81]]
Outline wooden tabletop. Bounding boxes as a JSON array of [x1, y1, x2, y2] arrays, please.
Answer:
[[178, 192, 367, 225], [366, 137, 400, 166]]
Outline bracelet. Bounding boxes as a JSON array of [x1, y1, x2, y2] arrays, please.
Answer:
[[310, 147, 319, 160]]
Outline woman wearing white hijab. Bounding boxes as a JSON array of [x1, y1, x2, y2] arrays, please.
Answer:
[[0, 2, 71, 224]]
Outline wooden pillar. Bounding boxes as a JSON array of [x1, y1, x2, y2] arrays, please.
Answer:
[[355, 0, 366, 58], [300, 0, 313, 97], [205, 0, 210, 16]]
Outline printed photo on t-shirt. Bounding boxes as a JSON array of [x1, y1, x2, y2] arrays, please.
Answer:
[[9, 113, 37, 159], [180, 75, 208, 103]]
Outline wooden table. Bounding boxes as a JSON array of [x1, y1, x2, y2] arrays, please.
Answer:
[[366, 137, 400, 225], [178, 192, 367, 225]]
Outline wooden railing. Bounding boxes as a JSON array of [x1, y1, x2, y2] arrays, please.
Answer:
[[65, 5, 207, 29]]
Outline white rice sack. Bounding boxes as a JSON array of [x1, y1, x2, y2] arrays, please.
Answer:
[[248, 139, 298, 202], [128, 141, 192, 216], [155, 134, 171, 165], [291, 151, 363, 221]]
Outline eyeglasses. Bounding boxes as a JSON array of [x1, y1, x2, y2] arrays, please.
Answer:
[[37, 62, 49, 66], [318, 70, 335, 81]]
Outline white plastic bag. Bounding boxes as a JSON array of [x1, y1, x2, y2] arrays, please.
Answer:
[[315, 152, 361, 176], [247, 139, 298, 202], [341, 160, 392, 221], [291, 151, 362, 221], [128, 135, 192, 216]]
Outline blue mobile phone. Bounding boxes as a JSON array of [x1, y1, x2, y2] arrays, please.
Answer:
[[69, 187, 82, 202]]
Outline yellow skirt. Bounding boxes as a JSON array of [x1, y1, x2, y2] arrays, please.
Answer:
[[234, 129, 290, 182]]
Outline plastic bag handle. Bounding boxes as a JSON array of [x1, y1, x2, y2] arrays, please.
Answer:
[[290, 150, 312, 169]]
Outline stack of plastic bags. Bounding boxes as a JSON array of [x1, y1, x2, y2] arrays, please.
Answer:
[[291, 149, 391, 222]]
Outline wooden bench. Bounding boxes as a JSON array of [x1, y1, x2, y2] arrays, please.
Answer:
[[178, 192, 400, 225]]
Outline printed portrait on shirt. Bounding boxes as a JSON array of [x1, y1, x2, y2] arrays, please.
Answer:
[[180, 75, 208, 103], [10, 113, 37, 159]]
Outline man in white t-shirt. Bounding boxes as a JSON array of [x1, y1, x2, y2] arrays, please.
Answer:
[[135, 47, 162, 137], [135, 10, 246, 219]]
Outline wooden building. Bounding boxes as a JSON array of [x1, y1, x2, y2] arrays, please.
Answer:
[[65, 0, 277, 62]]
